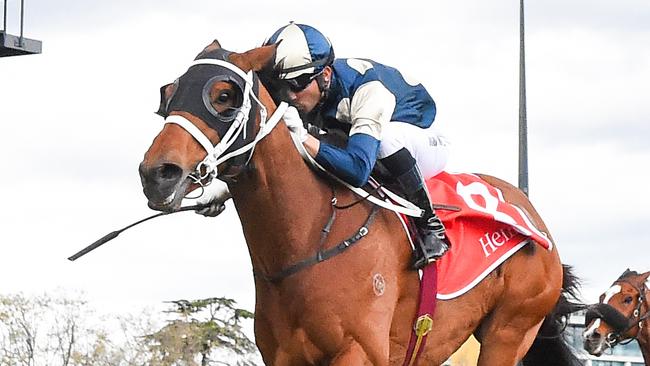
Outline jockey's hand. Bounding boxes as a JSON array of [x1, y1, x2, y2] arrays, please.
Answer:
[[196, 201, 226, 217], [194, 180, 231, 217], [283, 106, 308, 142]]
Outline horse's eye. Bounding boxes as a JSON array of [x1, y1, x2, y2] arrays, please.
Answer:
[[216, 92, 231, 104], [623, 296, 633, 304]]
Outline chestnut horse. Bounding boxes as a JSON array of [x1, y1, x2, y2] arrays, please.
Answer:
[[584, 269, 650, 363], [139, 40, 581, 365]]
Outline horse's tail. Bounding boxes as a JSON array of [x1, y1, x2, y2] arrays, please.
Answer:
[[522, 264, 586, 366]]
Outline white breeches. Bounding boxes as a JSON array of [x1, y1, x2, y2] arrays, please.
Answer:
[[377, 121, 451, 179]]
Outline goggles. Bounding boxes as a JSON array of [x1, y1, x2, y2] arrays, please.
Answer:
[[285, 70, 323, 92]]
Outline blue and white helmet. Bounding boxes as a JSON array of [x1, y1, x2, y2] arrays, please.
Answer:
[[265, 22, 335, 80]]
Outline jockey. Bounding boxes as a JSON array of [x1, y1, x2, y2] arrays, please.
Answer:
[[263, 22, 451, 269]]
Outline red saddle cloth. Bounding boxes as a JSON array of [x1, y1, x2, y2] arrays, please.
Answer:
[[412, 172, 553, 299], [401, 172, 554, 365]]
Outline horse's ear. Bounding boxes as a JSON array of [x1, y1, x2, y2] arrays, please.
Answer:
[[230, 44, 277, 73], [640, 271, 650, 284], [155, 81, 177, 118], [195, 39, 223, 59]]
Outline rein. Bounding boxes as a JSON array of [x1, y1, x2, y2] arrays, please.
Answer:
[[70, 55, 284, 262], [160, 56, 385, 284], [287, 125, 425, 218], [586, 279, 650, 347]]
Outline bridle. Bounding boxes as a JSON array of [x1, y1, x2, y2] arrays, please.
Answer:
[[157, 48, 289, 186], [153, 47, 425, 282], [154, 50, 385, 283], [585, 277, 650, 347]]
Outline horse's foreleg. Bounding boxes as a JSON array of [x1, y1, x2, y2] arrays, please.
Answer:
[[329, 338, 380, 366]]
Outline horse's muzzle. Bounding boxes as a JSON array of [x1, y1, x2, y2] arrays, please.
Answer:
[[583, 329, 607, 356], [138, 162, 188, 211]]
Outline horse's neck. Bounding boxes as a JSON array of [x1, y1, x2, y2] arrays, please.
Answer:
[[639, 331, 650, 364], [229, 118, 334, 275], [639, 292, 650, 361]]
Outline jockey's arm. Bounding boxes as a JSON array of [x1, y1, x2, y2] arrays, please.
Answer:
[[302, 133, 320, 157], [314, 132, 379, 187], [312, 79, 396, 187], [284, 108, 380, 188], [285, 77, 396, 187]]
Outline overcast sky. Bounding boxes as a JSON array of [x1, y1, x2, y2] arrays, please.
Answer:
[[1, 0, 648, 318]]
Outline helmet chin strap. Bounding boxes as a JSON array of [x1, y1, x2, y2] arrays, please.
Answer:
[[313, 72, 331, 112]]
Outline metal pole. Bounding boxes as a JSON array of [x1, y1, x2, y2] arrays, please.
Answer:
[[518, 0, 529, 196], [2, 0, 7, 33], [19, 0, 24, 46]]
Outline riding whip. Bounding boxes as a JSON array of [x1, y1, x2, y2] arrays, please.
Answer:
[[67, 204, 207, 261]]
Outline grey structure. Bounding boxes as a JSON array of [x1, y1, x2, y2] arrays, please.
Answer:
[[1, 0, 41, 57]]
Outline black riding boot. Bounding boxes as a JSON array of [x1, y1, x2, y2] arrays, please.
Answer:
[[397, 165, 450, 269], [379, 149, 450, 270]]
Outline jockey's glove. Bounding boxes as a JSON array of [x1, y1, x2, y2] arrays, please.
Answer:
[[194, 179, 231, 217], [283, 106, 308, 142]]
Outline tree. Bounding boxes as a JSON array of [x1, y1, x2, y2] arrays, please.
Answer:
[[145, 297, 257, 366], [0, 292, 155, 366], [0, 293, 48, 366], [0, 293, 259, 366]]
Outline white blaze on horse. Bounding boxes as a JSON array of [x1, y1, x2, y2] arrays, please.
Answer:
[[584, 269, 650, 363], [139, 40, 583, 365]]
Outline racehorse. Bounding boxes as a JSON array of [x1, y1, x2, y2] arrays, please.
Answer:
[[584, 269, 650, 363], [139, 40, 582, 365]]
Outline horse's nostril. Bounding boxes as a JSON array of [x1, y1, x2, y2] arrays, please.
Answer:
[[151, 163, 182, 183], [140, 162, 184, 188], [158, 163, 183, 181]]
